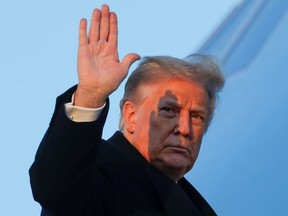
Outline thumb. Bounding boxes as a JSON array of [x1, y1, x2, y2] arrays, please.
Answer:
[[122, 53, 141, 71]]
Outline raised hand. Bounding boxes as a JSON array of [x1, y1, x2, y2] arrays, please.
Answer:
[[74, 5, 140, 108]]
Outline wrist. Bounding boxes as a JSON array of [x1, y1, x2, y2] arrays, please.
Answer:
[[74, 86, 107, 108]]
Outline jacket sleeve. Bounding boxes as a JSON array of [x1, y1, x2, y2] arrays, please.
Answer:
[[29, 86, 110, 215]]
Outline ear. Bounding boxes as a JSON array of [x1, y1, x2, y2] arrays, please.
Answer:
[[122, 101, 137, 134]]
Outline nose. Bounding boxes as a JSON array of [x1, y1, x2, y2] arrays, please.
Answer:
[[174, 112, 193, 139]]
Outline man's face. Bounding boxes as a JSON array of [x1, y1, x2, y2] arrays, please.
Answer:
[[124, 77, 210, 181]]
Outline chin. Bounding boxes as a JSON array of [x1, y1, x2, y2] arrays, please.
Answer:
[[167, 161, 192, 173], [169, 153, 194, 166], [158, 156, 194, 177]]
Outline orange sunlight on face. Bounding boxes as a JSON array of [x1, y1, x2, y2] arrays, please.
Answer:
[[125, 78, 209, 181]]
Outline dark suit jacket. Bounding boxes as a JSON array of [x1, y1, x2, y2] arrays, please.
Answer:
[[30, 86, 216, 216]]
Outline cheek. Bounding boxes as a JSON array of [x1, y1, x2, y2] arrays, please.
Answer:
[[132, 112, 152, 149], [193, 125, 205, 138], [151, 113, 176, 131], [188, 128, 204, 155], [148, 121, 175, 155], [149, 117, 172, 141]]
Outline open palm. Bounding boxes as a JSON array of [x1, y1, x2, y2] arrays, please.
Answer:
[[75, 5, 140, 108]]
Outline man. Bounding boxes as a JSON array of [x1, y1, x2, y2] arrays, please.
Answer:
[[30, 4, 224, 216]]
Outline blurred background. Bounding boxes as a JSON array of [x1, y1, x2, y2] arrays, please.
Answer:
[[1, 0, 287, 215]]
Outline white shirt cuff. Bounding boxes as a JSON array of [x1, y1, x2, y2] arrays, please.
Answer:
[[64, 94, 106, 122]]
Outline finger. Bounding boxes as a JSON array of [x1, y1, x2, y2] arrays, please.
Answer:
[[79, 18, 88, 46], [89, 9, 101, 44], [108, 12, 118, 47], [122, 53, 141, 70], [99, 4, 110, 42]]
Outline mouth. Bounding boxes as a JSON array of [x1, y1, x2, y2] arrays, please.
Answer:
[[167, 145, 190, 154]]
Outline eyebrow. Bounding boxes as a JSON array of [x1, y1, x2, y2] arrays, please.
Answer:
[[159, 98, 208, 114], [158, 98, 180, 107], [191, 107, 208, 115]]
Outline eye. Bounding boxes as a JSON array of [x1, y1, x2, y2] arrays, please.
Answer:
[[191, 113, 201, 119], [159, 107, 177, 118], [162, 107, 173, 112], [191, 113, 205, 122]]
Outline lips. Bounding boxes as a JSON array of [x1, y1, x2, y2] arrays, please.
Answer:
[[167, 145, 190, 154]]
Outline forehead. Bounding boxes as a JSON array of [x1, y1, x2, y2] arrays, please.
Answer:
[[137, 78, 209, 108]]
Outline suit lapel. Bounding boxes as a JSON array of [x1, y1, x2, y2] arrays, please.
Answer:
[[146, 166, 201, 216], [178, 178, 217, 216]]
